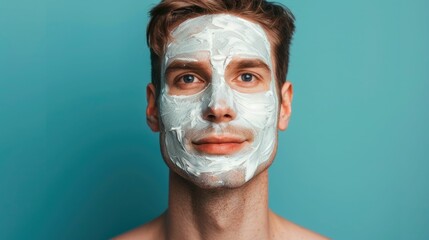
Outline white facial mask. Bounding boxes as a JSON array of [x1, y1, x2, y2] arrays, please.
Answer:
[[159, 14, 278, 186]]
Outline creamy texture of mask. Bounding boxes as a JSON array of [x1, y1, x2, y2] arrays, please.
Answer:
[[159, 14, 278, 186]]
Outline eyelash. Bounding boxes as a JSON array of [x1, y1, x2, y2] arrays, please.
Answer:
[[240, 73, 254, 82], [173, 72, 262, 85], [175, 73, 204, 84], [237, 72, 262, 83]]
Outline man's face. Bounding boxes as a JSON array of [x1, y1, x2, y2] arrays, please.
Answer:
[[148, 14, 291, 188]]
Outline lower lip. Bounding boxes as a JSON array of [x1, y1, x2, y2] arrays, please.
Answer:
[[193, 142, 246, 155]]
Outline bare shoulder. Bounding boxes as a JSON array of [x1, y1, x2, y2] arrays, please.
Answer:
[[112, 214, 165, 240], [270, 211, 330, 240]]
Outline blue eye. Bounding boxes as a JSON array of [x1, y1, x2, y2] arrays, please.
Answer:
[[241, 73, 253, 82], [182, 74, 195, 83]]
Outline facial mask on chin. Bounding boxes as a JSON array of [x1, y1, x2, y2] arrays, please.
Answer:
[[159, 14, 279, 187]]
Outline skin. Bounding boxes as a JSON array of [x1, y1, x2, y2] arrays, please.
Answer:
[[114, 81, 328, 240], [114, 15, 329, 240], [158, 14, 281, 188], [159, 55, 278, 188]]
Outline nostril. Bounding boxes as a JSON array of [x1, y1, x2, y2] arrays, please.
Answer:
[[207, 114, 216, 121], [203, 107, 236, 122]]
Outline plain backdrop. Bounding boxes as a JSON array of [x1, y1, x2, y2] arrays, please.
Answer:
[[1, 0, 428, 239]]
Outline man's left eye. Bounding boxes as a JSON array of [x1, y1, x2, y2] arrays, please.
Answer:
[[241, 73, 254, 82]]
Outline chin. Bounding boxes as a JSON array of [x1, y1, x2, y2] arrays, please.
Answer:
[[168, 159, 274, 190], [159, 133, 278, 189], [190, 169, 249, 189]]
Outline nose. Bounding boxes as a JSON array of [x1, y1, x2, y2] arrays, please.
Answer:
[[203, 103, 236, 123], [203, 73, 236, 123]]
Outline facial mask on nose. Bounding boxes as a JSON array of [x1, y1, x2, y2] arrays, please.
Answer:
[[159, 14, 279, 186]]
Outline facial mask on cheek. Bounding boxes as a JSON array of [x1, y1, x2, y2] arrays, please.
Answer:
[[159, 14, 279, 186]]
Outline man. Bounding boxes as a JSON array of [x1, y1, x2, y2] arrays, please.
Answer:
[[116, 0, 328, 239]]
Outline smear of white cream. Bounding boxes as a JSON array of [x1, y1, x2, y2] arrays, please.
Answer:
[[159, 14, 278, 185]]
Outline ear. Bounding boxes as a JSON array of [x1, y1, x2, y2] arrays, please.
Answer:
[[146, 83, 160, 132], [278, 81, 293, 131]]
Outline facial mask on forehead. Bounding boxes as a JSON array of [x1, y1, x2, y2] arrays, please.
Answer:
[[159, 14, 279, 186]]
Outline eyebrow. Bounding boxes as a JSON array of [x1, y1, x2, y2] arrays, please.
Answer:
[[165, 60, 211, 75], [226, 59, 271, 72]]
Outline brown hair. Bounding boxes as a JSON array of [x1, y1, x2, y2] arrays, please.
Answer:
[[147, 0, 295, 94]]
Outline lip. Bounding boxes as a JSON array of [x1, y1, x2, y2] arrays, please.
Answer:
[[192, 135, 248, 155]]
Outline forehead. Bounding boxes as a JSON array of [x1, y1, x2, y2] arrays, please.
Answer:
[[164, 14, 272, 66]]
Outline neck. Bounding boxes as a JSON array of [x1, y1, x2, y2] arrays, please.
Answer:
[[165, 170, 272, 240]]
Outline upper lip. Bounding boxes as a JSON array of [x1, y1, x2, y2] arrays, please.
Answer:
[[193, 135, 247, 145]]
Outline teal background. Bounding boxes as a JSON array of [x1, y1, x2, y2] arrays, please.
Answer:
[[1, 0, 428, 239]]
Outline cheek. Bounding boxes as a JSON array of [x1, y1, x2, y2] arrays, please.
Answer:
[[159, 95, 199, 128], [232, 91, 277, 129]]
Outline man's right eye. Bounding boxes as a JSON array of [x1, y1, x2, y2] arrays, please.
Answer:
[[172, 73, 205, 91], [168, 72, 207, 95], [182, 74, 195, 83], [176, 74, 204, 85]]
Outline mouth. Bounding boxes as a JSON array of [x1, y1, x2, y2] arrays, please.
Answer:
[[192, 135, 248, 155]]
